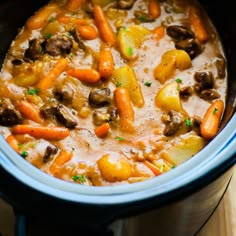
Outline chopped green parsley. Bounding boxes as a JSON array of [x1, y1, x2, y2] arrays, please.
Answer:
[[72, 175, 86, 184], [21, 151, 28, 158], [213, 107, 218, 114], [184, 118, 192, 127], [175, 78, 182, 83], [137, 15, 147, 22], [27, 88, 40, 96], [45, 33, 52, 39], [144, 81, 152, 87], [115, 82, 122, 87], [127, 47, 133, 57], [115, 136, 125, 141], [49, 16, 55, 22]]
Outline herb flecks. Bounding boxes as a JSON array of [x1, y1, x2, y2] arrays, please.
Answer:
[[144, 81, 152, 87], [184, 118, 192, 127], [45, 33, 52, 39], [115, 82, 122, 87], [72, 175, 86, 184], [213, 107, 218, 114], [115, 136, 125, 141], [49, 16, 55, 22], [127, 47, 133, 57], [27, 88, 40, 96], [176, 78, 182, 83], [21, 151, 28, 158]]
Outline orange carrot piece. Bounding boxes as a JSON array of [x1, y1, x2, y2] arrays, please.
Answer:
[[6, 134, 20, 153], [67, 68, 101, 83], [94, 123, 110, 138], [17, 100, 44, 124], [98, 47, 114, 80], [50, 150, 73, 175], [188, 5, 208, 43], [93, 5, 116, 46], [148, 0, 161, 18], [114, 87, 135, 132], [26, 3, 59, 30], [152, 26, 165, 40], [12, 125, 70, 141], [77, 25, 98, 40], [65, 0, 84, 11], [143, 161, 162, 176], [57, 16, 91, 26], [37, 58, 68, 91], [200, 100, 224, 139]]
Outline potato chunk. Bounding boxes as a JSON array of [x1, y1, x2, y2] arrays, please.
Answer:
[[154, 49, 192, 83], [161, 134, 206, 165], [155, 81, 183, 112], [97, 154, 132, 182], [117, 25, 150, 60], [113, 65, 144, 107]]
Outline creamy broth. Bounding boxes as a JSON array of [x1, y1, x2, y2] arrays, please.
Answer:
[[0, 0, 227, 186]]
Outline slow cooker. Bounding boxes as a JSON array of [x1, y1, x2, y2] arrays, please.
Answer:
[[0, 0, 235, 235]]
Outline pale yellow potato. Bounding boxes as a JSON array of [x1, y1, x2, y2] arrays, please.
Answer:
[[97, 154, 132, 182], [155, 81, 183, 112], [113, 65, 144, 108], [161, 134, 206, 165], [117, 25, 150, 60], [154, 49, 192, 83]]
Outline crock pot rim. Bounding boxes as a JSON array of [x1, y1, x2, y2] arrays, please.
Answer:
[[0, 113, 235, 205]]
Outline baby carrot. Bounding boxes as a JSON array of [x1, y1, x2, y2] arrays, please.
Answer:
[[67, 68, 101, 83], [26, 3, 59, 30], [6, 134, 20, 153], [65, 0, 84, 12], [37, 58, 68, 91], [50, 150, 73, 176], [148, 0, 161, 18], [17, 100, 44, 124], [94, 122, 110, 138], [143, 161, 162, 176], [98, 47, 114, 80], [152, 26, 165, 40], [77, 25, 98, 40], [114, 87, 135, 132], [200, 100, 224, 139], [57, 16, 92, 26], [188, 5, 209, 43], [93, 5, 116, 46], [12, 125, 70, 140]]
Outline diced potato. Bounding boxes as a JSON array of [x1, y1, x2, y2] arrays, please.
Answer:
[[160, 134, 206, 165], [113, 65, 144, 107], [97, 154, 132, 182], [117, 25, 150, 60], [154, 49, 192, 83], [165, 49, 192, 70], [154, 56, 176, 84], [105, 8, 127, 20], [42, 20, 63, 35], [14, 74, 38, 87], [155, 81, 183, 112]]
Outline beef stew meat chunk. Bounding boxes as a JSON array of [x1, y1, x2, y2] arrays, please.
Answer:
[[0, 0, 227, 186]]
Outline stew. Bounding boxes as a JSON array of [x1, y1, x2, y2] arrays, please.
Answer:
[[0, 0, 227, 186]]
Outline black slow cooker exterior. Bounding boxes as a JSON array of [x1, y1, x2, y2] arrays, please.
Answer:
[[0, 0, 235, 235]]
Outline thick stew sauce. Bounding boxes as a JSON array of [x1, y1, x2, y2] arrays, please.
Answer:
[[0, 0, 227, 186]]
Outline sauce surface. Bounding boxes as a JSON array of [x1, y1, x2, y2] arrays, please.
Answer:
[[0, 0, 227, 186]]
